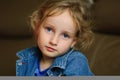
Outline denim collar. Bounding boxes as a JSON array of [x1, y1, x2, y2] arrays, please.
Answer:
[[50, 48, 74, 70], [17, 46, 74, 74], [16, 46, 41, 60]]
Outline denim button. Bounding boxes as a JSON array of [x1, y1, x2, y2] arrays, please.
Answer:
[[18, 62, 22, 65], [50, 74, 53, 76]]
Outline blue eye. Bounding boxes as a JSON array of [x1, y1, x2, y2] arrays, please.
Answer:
[[63, 34, 69, 38], [46, 27, 52, 32]]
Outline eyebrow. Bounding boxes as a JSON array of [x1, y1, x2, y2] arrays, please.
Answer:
[[61, 27, 76, 36]]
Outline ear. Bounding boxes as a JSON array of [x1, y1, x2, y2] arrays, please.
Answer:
[[71, 38, 78, 48]]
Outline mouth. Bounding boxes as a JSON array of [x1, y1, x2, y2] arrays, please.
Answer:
[[45, 46, 57, 52]]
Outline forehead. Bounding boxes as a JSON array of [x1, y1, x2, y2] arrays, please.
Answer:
[[42, 7, 80, 26], [44, 10, 77, 27], [49, 10, 75, 26], [43, 10, 77, 34]]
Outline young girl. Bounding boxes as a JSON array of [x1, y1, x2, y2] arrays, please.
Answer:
[[16, 0, 94, 76]]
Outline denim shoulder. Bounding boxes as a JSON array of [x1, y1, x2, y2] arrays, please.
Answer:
[[16, 46, 39, 60], [16, 46, 39, 76], [64, 50, 94, 76]]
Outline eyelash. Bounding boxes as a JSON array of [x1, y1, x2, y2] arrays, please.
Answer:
[[62, 33, 70, 39], [45, 27, 53, 32]]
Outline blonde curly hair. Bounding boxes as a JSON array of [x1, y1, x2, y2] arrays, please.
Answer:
[[29, 0, 94, 50]]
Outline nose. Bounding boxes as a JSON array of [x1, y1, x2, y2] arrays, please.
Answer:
[[49, 35, 58, 46]]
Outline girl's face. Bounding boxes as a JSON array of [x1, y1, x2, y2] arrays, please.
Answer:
[[37, 10, 77, 59]]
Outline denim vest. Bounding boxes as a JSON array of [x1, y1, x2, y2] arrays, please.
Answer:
[[16, 46, 93, 76]]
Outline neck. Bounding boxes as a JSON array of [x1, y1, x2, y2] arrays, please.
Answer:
[[40, 56, 54, 71]]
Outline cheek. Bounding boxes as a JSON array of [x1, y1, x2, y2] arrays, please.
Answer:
[[37, 34, 43, 47], [37, 28, 51, 45], [37, 29, 45, 44], [58, 41, 72, 52]]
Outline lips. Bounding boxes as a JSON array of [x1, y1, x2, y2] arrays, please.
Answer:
[[45, 46, 56, 52]]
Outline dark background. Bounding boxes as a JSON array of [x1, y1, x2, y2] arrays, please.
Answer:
[[0, 0, 120, 76]]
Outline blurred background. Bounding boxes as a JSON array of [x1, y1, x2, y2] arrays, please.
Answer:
[[0, 0, 120, 76]]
